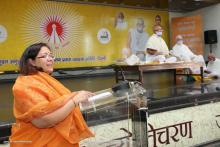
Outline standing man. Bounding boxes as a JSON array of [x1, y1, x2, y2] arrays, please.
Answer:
[[126, 18, 149, 61], [145, 25, 169, 62]]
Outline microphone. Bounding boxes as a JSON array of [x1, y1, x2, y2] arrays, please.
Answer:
[[109, 64, 126, 81], [117, 66, 126, 81]]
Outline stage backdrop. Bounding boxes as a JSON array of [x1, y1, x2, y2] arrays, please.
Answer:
[[0, 0, 169, 72], [171, 15, 204, 55]]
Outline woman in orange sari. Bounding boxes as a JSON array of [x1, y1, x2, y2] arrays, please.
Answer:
[[10, 43, 94, 147]]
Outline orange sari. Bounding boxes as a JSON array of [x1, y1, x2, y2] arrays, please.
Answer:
[[10, 72, 93, 147]]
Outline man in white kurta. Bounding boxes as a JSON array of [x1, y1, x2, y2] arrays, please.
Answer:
[[170, 35, 206, 73], [145, 25, 169, 62], [206, 54, 220, 78], [204, 54, 220, 92], [127, 18, 149, 61]]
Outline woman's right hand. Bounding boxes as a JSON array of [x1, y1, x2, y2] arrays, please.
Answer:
[[72, 90, 95, 105]]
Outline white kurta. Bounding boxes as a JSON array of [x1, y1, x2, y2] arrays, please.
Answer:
[[207, 58, 220, 77], [145, 54, 177, 63], [171, 43, 206, 73], [171, 43, 195, 61], [145, 34, 169, 62], [145, 54, 166, 63], [145, 34, 169, 55]]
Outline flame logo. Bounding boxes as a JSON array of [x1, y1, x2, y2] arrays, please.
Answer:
[[41, 16, 67, 49], [20, 1, 83, 57]]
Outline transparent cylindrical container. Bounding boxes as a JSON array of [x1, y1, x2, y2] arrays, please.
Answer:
[[80, 81, 148, 147], [79, 81, 148, 112]]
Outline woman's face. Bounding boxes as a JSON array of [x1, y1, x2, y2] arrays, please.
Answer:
[[31, 46, 54, 74]]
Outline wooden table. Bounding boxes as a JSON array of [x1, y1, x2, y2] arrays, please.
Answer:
[[113, 62, 204, 84]]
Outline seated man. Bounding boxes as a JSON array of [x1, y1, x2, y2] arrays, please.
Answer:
[[205, 54, 220, 78], [170, 35, 206, 73], [145, 25, 170, 63]]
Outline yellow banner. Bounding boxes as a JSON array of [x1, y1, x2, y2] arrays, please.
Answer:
[[0, 0, 169, 71]]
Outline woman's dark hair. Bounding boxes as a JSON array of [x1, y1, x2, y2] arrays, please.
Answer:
[[19, 42, 51, 75]]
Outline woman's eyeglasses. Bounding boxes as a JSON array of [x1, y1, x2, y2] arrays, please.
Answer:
[[37, 54, 55, 60]]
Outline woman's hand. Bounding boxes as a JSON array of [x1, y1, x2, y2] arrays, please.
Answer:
[[31, 91, 94, 128], [73, 91, 95, 105]]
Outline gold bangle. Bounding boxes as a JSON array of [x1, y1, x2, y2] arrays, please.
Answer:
[[71, 99, 78, 107], [74, 101, 78, 107]]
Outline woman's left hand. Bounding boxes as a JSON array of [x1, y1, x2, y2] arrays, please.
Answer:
[[73, 90, 95, 105]]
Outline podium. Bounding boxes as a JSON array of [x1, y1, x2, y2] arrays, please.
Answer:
[[80, 81, 148, 147]]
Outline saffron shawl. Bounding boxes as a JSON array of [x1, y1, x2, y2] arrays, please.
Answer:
[[10, 72, 93, 147]]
